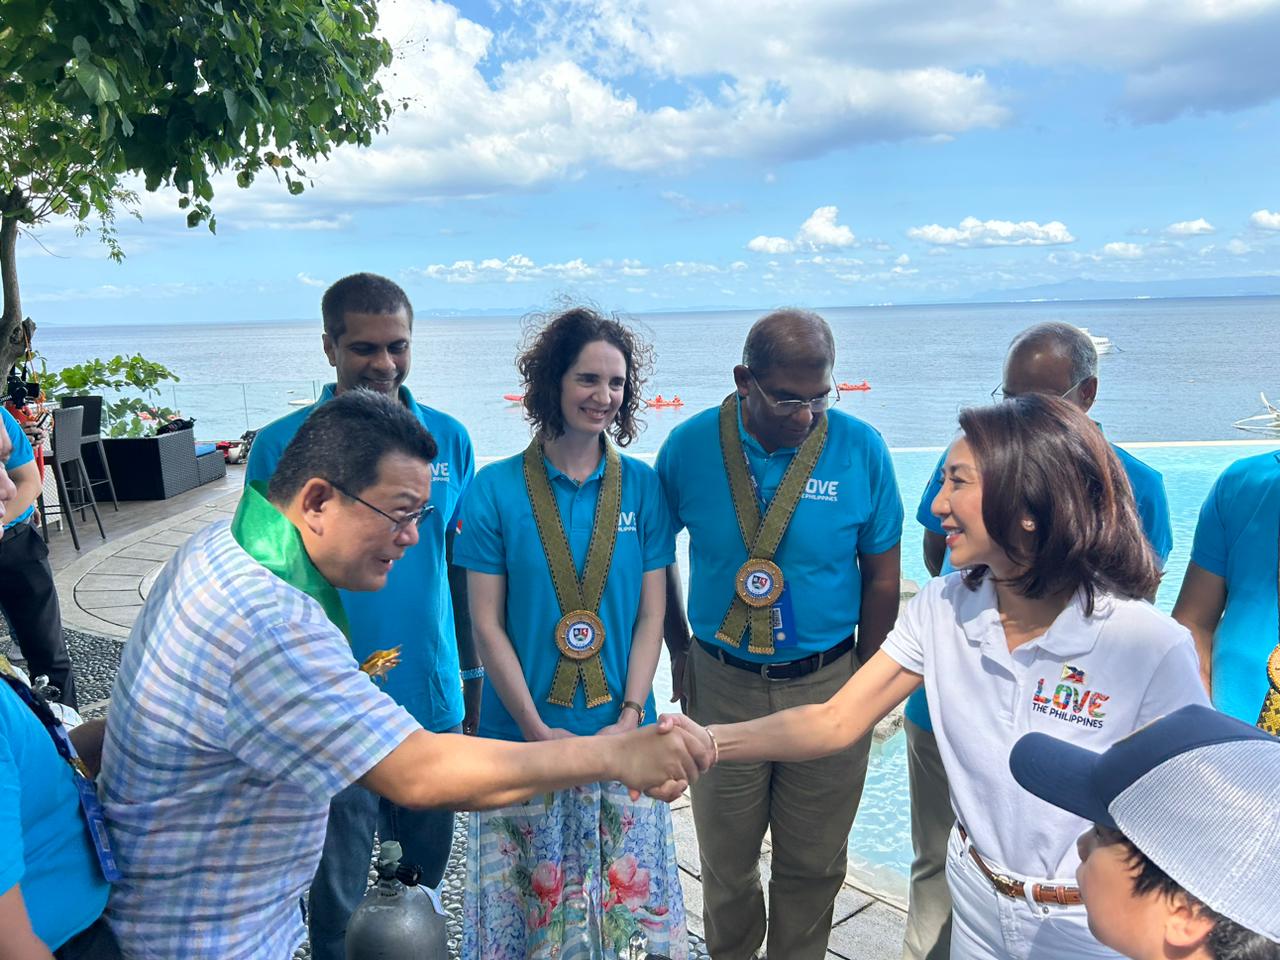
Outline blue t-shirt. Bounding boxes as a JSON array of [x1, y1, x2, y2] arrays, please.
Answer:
[[453, 450, 675, 741], [657, 400, 903, 661], [245, 384, 474, 732], [1189, 449, 1280, 722], [2, 408, 36, 529], [0, 681, 109, 950], [905, 434, 1175, 730]]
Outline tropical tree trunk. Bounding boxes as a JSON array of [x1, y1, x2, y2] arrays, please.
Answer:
[[1, 187, 28, 376]]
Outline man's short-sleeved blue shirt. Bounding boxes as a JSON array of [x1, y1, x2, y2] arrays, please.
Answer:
[[906, 432, 1175, 730], [657, 400, 903, 661], [453, 450, 675, 741], [0, 681, 108, 950], [2, 408, 36, 528], [1189, 449, 1280, 722], [244, 384, 474, 731]]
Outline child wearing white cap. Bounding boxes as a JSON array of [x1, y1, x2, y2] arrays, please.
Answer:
[[1011, 704, 1280, 960]]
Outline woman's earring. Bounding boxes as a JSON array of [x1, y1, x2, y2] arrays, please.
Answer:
[[1021, 518, 1036, 531]]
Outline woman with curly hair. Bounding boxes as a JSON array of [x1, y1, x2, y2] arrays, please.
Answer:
[[454, 306, 686, 959]]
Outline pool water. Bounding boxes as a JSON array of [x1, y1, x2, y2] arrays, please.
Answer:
[[843, 439, 1273, 899]]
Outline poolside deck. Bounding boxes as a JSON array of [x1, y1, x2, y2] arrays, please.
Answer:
[[39, 465, 908, 960]]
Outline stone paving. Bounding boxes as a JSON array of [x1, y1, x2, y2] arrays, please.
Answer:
[[42, 490, 908, 960]]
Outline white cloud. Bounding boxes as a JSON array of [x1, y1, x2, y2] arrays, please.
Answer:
[[1250, 209, 1280, 231], [895, 253, 911, 265], [297, 272, 327, 288], [411, 253, 602, 284], [907, 216, 1074, 247], [1226, 238, 1254, 255], [747, 206, 856, 254], [1166, 217, 1215, 236], [1102, 242, 1146, 259]]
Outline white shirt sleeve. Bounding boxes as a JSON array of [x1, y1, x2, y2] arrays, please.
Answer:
[[1134, 635, 1212, 726], [879, 583, 930, 674]]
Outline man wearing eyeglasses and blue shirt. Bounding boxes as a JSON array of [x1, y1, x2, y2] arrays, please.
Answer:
[[903, 321, 1172, 960], [657, 309, 903, 960], [245, 272, 476, 960]]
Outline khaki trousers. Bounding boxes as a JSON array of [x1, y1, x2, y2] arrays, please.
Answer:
[[903, 718, 954, 960], [687, 639, 872, 960]]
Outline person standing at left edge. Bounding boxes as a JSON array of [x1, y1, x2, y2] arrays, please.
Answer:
[[245, 273, 477, 960], [658, 309, 903, 960]]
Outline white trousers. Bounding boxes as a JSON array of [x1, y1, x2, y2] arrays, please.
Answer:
[[944, 826, 1123, 960]]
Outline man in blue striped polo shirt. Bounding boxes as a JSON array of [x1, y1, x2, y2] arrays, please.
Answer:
[[245, 273, 477, 960]]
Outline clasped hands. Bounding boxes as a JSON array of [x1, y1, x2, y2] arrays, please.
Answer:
[[617, 713, 716, 803]]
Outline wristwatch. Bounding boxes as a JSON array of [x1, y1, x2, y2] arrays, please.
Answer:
[[620, 700, 646, 724]]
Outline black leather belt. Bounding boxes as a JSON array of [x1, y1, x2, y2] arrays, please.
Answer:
[[696, 634, 856, 682]]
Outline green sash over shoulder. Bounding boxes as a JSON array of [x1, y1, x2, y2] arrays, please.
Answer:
[[523, 440, 620, 708], [715, 394, 827, 655], [231, 481, 352, 640]]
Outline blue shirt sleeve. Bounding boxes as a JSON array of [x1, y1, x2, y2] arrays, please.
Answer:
[[2, 409, 34, 472], [1137, 478, 1174, 566], [638, 465, 676, 572], [452, 468, 507, 575], [654, 437, 684, 535], [0, 733, 24, 896], [915, 450, 947, 535], [450, 431, 476, 530], [243, 424, 286, 487], [860, 432, 904, 555], [1189, 471, 1230, 578]]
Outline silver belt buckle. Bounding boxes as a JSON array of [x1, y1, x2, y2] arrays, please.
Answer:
[[759, 661, 788, 682]]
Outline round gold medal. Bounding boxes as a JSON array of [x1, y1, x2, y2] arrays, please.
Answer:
[[1269, 647, 1280, 684], [735, 559, 784, 608], [555, 610, 606, 661]]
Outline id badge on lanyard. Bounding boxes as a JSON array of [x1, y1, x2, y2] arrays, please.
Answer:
[[748, 463, 798, 649], [48, 723, 124, 883]]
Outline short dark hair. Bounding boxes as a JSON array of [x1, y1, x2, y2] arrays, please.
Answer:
[[267, 390, 437, 504], [516, 306, 652, 447], [1009, 321, 1098, 384], [1112, 830, 1280, 960], [741, 308, 835, 376], [957, 394, 1160, 609], [321, 273, 414, 341]]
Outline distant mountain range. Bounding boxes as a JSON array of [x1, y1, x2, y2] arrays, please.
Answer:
[[971, 275, 1280, 303]]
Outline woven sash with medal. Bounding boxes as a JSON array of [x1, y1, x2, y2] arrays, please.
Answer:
[[715, 393, 828, 656], [523, 439, 620, 708], [1255, 523, 1280, 735]]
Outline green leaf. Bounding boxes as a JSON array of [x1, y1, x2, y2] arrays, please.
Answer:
[[223, 88, 240, 126], [76, 62, 121, 104], [72, 35, 92, 60]]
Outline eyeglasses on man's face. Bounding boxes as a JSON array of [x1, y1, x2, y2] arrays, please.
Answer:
[[330, 480, 434, 534], [748, 370, 840, 416], [989, 376, 1090, 402]]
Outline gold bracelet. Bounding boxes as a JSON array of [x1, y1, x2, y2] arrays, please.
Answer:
[[704, 724, 720, 767], [620, 700, 646, 724]]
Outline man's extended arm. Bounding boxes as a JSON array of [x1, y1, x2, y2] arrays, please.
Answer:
[[662, 563, 692, 709], [4, 461, 41, 526], [856, 543, 901, 662]]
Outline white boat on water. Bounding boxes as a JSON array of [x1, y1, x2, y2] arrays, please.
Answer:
[[1234, 392, 1280, 435], [1078, 327, 1114, 355]]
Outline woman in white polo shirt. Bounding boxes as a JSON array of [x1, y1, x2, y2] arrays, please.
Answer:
[[672, 395, 1208, 960]]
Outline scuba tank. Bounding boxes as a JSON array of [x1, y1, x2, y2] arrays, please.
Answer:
[[344, 841, 448, 960]]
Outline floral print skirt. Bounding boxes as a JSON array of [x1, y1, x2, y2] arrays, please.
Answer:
[[463, 781, 687, 959]]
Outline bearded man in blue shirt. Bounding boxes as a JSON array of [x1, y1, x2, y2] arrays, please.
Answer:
[[245, 273, 478, 960], [657, 309, 903, 960]]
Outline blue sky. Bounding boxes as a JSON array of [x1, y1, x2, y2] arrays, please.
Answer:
[[18, 0, 1280, 324]]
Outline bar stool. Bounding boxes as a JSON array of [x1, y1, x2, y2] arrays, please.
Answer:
[[38, 406, 106, 551], [59, 395, 119, 511]]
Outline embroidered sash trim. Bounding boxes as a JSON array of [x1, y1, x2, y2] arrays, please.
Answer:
[[1256, 524, 1280, 735], [522, 440, 620, 708], [715, 393, 827, 655]]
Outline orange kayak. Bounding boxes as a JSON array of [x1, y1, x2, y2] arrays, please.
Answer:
[[838, 381, 870, 392]]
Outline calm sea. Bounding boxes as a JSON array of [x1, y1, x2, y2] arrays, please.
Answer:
[[33, 295, 1280, 454]]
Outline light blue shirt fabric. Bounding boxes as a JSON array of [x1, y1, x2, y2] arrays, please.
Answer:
[[453, 450, 675, 741], [245, 384, 475, 732], [657, 399, 903, 662], [1189, 448, 1280, 722], [100, 521, 419, 960], [906, 434, 1175, 731], [2, 408, 36, 529], [0, 682, 108, 950]]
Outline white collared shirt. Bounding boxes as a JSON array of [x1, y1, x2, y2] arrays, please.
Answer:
[[882, 573, 1208, 882]]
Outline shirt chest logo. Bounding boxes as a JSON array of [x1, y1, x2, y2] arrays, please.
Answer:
[[431, 461, 450, 483], [801, 477, 840, 502], [1029, 664, 1110, 729], [617, 510, 637, 533]]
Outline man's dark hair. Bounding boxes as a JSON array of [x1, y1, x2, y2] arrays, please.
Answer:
[[516, 305, 652, 447], [741, 308, 835, 376], [321, 273, 415, 341], [958, 394, 1160, 610], [1111, 829, 1280, 960], [1009, 321, 1098, 384], [267, 390, 437, 505]]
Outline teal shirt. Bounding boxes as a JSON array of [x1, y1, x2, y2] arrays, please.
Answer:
[[244, 384, 474, 731], [0, 682, 109, 949], [2, 408, 36, 529], [1189, 449, 1280, 722], [453, 451, 675, 741], [657, 400, 903, 661], [906, 434, 1175, 731]]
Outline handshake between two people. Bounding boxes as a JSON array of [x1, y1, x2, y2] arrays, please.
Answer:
[[612, 713, 716, 803]]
